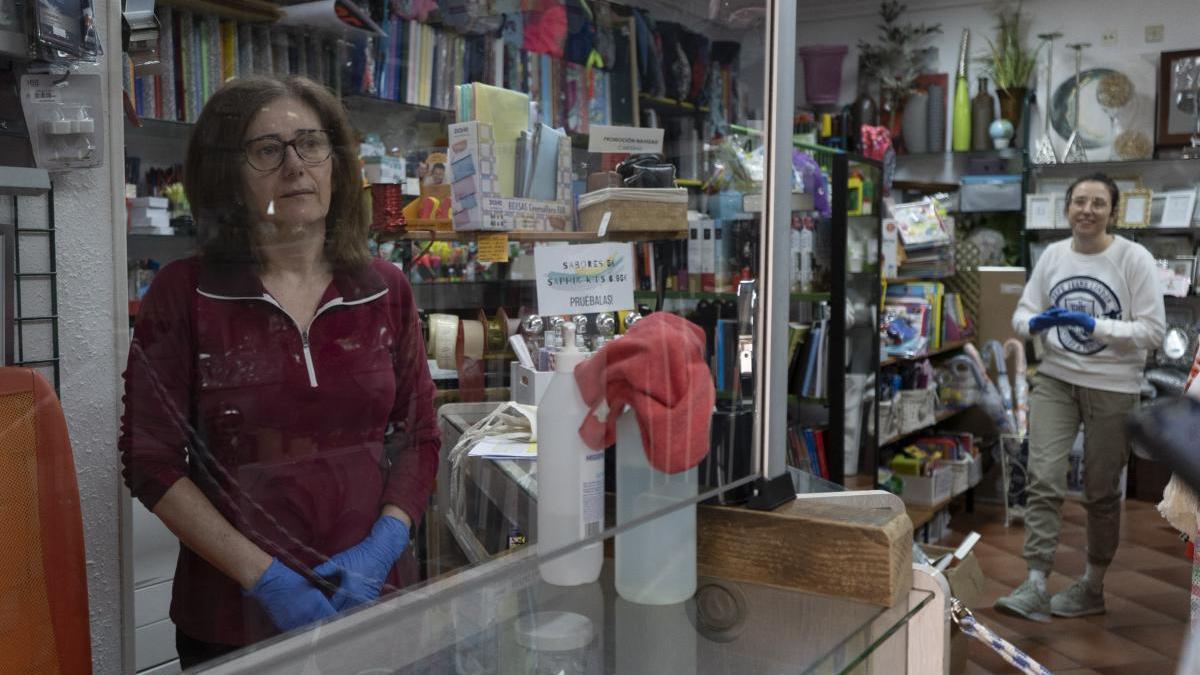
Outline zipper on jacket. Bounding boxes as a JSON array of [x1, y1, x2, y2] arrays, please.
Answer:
[[198, 287, 387, 389], [300, 330, 318, 387]]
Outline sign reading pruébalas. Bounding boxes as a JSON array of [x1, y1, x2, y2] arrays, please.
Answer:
[[534, 242, 636, 316]]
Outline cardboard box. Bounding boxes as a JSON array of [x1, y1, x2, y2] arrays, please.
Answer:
[[976, 266, 1026, 346], [897, 465, 954, 506], [363, 155, 406, 184], [920, 544, 985, 675], [447, 121, 573, 232]]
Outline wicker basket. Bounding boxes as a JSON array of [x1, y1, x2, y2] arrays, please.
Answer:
[[577, 187, 688, 234]]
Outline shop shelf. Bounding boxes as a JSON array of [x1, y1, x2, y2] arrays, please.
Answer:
[[638, 93, 709, 113], [906, 494, 954, 528], [880, 339, 972, 368], [375, 227, 685, 243], [635, 289, 832, 303], [879, 406, 970, 448]]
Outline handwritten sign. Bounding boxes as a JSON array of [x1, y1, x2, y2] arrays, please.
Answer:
[[476, 233, 509, 262], [588, 125, 665, 154], [534, 242, 636, 316]]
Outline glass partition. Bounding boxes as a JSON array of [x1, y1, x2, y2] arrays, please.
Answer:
[[117, 0, 814, 668]]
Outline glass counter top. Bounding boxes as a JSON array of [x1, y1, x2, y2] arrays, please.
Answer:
[[199, 548, 933, 675]]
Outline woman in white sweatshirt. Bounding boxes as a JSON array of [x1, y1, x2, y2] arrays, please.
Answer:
[[995, 173, 1165, 622]]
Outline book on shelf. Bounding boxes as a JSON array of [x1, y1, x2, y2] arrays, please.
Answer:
[[787, 425, 830, 480]]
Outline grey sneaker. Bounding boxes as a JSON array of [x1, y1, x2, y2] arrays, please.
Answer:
[[994, 579, 1051, 622], [1051, 580, 1106, 617]]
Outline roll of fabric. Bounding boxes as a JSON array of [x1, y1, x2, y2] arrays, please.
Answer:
[[458, 320, 485, 363], [902, 91, 929, 154], [927, 84, 946, 153], [429, 314, 460, 370]]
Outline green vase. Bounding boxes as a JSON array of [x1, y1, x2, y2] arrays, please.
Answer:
[[952, 75, 971, 152]]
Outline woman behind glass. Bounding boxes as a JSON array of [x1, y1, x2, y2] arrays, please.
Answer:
[[119, 76, 439, 668]]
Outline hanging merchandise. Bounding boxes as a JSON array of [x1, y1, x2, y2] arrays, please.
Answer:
[[20, 71, 105, 170], [33, 0, 103, 61]]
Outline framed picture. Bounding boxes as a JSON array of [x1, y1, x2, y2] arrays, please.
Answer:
[[1168, 256, 1196, 297], [1159, 189, 1198, 228], [1025, 194, 1055, 229], [1112, 176, 1144, 194], [1157, 49, 1200, 147], [1053, 194, 1069, 229], [1045, 52, 1156, 160], [1118, 188, 1153, 228]]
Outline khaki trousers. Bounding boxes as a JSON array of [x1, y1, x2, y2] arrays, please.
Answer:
[[1023, 373, 1139, 572]]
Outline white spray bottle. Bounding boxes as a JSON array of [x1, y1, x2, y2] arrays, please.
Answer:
[[536, 322, 604, 586]]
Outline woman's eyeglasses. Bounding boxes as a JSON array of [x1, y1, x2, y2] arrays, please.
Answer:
[[242, 129, 333, 171]]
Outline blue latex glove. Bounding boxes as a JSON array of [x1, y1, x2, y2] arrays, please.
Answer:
[[313, 515, 409, 611], [1028, 307, 1066, 334], [1055, 310, 1096, 334], [246, 558, 337, 632]]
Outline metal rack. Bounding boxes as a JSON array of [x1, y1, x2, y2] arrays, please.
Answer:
[[1, 167, 58, 391]]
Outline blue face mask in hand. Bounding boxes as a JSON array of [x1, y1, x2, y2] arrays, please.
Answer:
[[245, 558, 337, 632], [313, 515, 410, 611]]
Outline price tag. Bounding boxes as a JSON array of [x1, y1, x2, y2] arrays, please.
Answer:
[[597, 211, 612, 238], [476, 233, 509, 263]]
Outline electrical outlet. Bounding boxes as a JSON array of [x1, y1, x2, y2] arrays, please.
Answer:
[[1146, 24, 1164, 43], [1101, 30, 1118, 46]]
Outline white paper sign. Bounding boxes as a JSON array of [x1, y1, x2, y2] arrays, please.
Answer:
[[588, 125, 665, 154], [534, 242, 636, 316]]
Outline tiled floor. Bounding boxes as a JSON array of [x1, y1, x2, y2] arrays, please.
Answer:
[[943, 498, 1192, 674]]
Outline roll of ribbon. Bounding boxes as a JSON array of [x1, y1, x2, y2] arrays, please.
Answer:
[[480, 309, 506, 353], [498, 307, 520, 340], [458, 319, 486, 363], [429, 313, 460, 370]]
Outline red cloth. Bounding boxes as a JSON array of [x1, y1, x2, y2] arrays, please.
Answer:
[[119, 257, 439, 646], [574, 313, 714, 474], [523, 0, 566, 59]]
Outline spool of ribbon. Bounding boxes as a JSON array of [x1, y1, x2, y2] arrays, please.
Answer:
[[479, 309, 507, 354], [458, 319, 486, 362], [429, 313, 460, 370], [498, 307, 520, 341]]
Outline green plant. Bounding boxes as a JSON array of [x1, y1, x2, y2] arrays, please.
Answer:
[[857, 1, 942, 103], [979, 1, 1041, 93]]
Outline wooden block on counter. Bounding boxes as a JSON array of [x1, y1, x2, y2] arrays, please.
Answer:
[[697, 498, 913, 608]]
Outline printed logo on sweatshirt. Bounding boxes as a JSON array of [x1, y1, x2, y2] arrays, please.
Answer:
[[1048, 276, 1122, 355]]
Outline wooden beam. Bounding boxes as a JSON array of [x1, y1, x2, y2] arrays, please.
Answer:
[[697, 498, 913, 607]]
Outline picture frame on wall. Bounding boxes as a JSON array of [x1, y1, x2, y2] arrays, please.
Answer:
[[1159, 189, 1198, 228], [1026, 194, 1055, 229], [1118, 188, 1153, 228], [1169, 256, 1196, 296], [1157, 49, 1200, 147], [1053, 194, 1069, 229]]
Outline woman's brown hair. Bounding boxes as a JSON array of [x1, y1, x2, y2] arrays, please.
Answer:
[[184, 75, 369, 270]]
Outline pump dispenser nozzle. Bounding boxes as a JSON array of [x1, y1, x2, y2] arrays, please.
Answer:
[[555, 321, 585, 372]]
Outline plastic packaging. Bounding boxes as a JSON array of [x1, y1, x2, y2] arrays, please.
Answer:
[[537, 322, 604, 586], [615, 408, 697, 604]]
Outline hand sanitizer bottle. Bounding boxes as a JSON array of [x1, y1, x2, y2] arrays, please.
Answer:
[[537, 322, 604, 586]]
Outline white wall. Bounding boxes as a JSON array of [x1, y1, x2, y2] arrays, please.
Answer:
[[794, 0, 1199, 113], [45, 0, 128, 672]]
